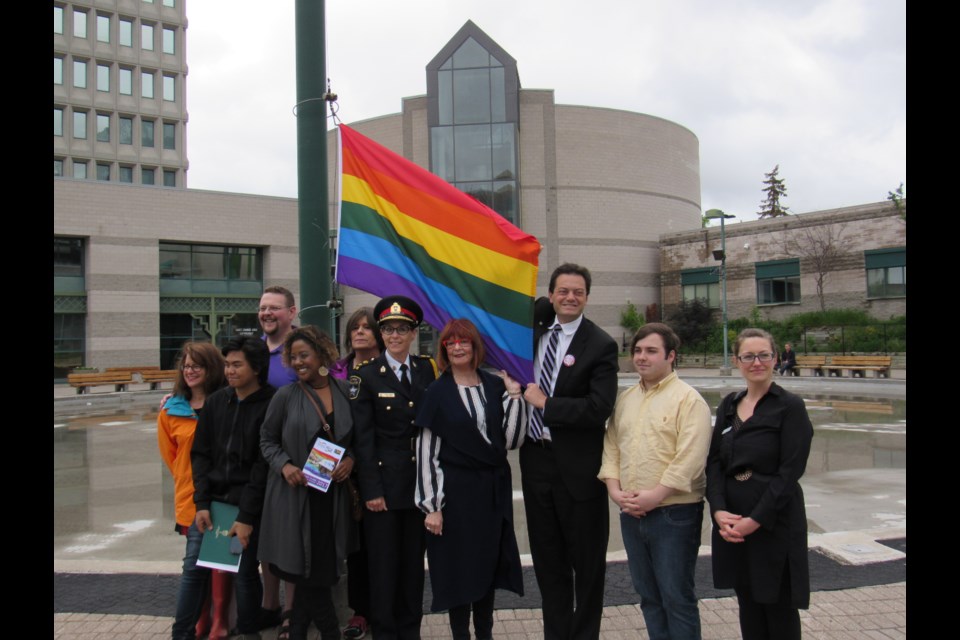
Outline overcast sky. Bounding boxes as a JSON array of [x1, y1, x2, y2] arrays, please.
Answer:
[[186, 0, 905, 223]]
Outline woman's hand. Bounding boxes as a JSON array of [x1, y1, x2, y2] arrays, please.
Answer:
[[282, 462, 307, 487], [366, 497, 387, 512], [331, 456, 354, 482], [501, 370, 522, 398], [729, 516, 760, 539], [425, 510, 443, 536], [714, 510, 746, 543]]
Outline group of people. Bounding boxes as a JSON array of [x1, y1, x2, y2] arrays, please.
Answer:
[[158, 263, 814, 640]]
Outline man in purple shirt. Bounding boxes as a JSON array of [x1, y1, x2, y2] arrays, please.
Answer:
[[259, 285, 298, 390]]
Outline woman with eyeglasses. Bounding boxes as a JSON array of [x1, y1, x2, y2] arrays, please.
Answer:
[[158, 341, 230, 640], [706, 328, 813, 640], [414, 318, 526, 640]]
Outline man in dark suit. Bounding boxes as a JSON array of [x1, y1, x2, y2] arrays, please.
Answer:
[[522, 263, 620, 640], [351, 295, 438, 640]]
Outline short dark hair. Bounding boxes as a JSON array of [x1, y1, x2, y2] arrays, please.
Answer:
[[734, 328, 777, 357], [262, 285, 295, 308], [549, 263, 592, 295], [436, 318, 485, 372], [630, 323, 681, 370], [172, 341, 226, 400], [221, 335, 271, 386], [283, 325, 340, 369], [344, 307, 385, 353]]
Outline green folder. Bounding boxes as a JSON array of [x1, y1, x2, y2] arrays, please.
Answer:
[[196, 501, 242, 572]]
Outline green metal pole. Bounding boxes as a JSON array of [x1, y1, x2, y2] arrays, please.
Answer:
[[295, 0, 331, 331]]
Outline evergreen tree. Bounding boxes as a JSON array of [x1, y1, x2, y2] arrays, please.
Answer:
[[758, 164, 790, 218]]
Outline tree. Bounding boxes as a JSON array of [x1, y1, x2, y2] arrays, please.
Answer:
[[781, 223, 851, 313], [619, 302, 644, 335], [758, 164, 790, 218], [666, 299, 715, 350], [887, 182, 905, 219]]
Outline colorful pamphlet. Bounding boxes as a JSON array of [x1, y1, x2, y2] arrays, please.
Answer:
[[303, 437, 345, 493], [196, 501, 242, 572]]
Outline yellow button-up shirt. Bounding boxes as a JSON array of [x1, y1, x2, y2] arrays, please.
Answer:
[[598, 371, 713, 506]]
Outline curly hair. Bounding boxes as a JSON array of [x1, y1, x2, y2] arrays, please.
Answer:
[[283, 325, 340, 369]]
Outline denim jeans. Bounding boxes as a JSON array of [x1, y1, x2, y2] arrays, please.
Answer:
[[172, 524, 210, 640], [620, 502, 703, 640]]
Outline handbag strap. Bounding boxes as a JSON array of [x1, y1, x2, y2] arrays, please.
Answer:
[[299, 381, 334, 438]]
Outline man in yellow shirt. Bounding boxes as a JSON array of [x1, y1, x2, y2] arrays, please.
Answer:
[[599, 323, 712, 640]]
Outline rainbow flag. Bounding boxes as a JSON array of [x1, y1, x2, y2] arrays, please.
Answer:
[[335, 124, 541, 383]]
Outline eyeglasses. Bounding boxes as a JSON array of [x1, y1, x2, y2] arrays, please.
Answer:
[[380, 325, 412, 335], [443, 339, 472, 349], [181, 364, 205, 372], [737, 352, 776, 364], [258, 305, 289, 313]]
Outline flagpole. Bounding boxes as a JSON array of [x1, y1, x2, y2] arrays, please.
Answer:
[[295, 0, 332, 332]]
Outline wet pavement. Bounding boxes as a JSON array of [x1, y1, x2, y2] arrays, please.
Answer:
[[54, 369, 906, 638]]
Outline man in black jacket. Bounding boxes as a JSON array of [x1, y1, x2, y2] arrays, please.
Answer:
[[187, 336, 276, 640]]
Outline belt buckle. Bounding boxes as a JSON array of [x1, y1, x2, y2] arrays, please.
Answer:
[[734, 469, 753, 481]]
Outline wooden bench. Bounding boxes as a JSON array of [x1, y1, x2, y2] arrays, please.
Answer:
[[67, 371, 133, 394], [824, 356, 892, 378], [140, 369, 179, 390], [793, 355, 827, 376]]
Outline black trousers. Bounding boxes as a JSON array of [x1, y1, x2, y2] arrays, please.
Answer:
[[364, 508, 426, 640], [521, 442, 609, 640], [734, 569, 801, 640], [448, 588, 495, 640]]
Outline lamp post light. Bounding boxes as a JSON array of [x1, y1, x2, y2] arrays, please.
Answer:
[[704, 208, 736, 376]]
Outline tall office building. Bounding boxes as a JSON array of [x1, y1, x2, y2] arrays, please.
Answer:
[[54, 0, 188, 187]]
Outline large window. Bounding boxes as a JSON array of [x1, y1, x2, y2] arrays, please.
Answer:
[[54, 6, 64, 34], [54, 313, 86, 378], [73, 60, 87, 88], [865, 248, 906, 298], [163, 27, 175, 54], [119, 67, 133, 95], [73, 10, 87, 38], [55, 236, 85, 284], [159, 243, 264, 295], [142, 70, 154, 98], [142, 23, 154, 50], [97, 15, 110, 42], [97, 64, 110, 92], [681, 268, 720, 308], [120, 18, 133, 46], [119, 116, 133, 144], [96, 113, 110, 142], [142, 119, 155, 147], [163, 122, 176, 149], [428, 33, 520, 224], [163, 75, 175, 101], [73, 110, 87, 139], [756, 259, 800, 305]]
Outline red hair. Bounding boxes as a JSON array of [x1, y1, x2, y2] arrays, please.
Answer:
[[436, 318, 485, 372]]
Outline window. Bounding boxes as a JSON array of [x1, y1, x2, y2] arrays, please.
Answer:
[[73, 60, 87, 88], [142, 119, 155, 147], [54, 6, 64, 34], [163, 75, 175, 101], [159, 243, 264, 294], [142, 23, 154, 50], [142, 167, 156, 185], [73, 10, 87, 38], [865, 248, 906, 298], [54, 237, 87, 378], [54, 57, 63, 84], [119, 116, 133, 144], [163, 0, 176, 6], [73, 111, 87, 139], [54, 159, 65, 177], [97, 64, 110, 92], [73, 161, 88, 179], [120, 19, 133, 46], [119, 67, 133, 95], [54, 108, 64, 136], [163, 122, 176, 149], [756, 259, 801, 305], [163, 170, 177, 187], [163, 28, 175, 54], [142, 71, 154, 98], [680, 268, 720, 308], [97, 163, 111, 181], [97, 15, 110, 42], [119, 166, 134, 183], [96, 114, 110, 142]]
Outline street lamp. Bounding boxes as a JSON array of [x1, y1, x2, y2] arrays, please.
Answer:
[[704, 208, 736, 376]]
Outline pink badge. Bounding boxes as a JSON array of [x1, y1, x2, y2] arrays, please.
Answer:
[[563, 354, 576, 367]]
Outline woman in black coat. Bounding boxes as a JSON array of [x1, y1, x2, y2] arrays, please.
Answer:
[[414, 318, 526, 640], [707, 328, 813, 640]]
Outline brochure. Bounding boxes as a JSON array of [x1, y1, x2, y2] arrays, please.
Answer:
[[302, 437, 345, 493]]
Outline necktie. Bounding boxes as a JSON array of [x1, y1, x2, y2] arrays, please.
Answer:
[[399, 363, 412, 391], [530, 325, 562, 441]]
